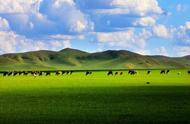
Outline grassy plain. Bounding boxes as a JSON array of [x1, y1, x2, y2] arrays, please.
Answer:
[[0, 70, 190, 124]]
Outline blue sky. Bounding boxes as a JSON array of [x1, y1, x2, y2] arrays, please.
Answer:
[[0, 0, 190, 56]]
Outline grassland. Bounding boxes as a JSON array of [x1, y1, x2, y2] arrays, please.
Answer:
[[0, 70, 190, 124]]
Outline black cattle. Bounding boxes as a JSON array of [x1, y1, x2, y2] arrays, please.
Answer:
[[39, 72, 43, 76], [61, 71, 65, 75], [187, 70, 190, 74], [3, 72, 8, 76], [23, 71, 28, 76], [55, 71, 61, 76], [107, 71, 113, 76], [70, 71, 74, 75], [13, 72, 18, 76], [147, 70, 151, 75], [166, 70, 170, 74], [18, 72, 23, 75], [120, 72, 123, 75], [160, 70, 166, 74], [46, 72, 51, 76], [66, 71, 70, 75], [115, 72, 118, 75], [7, 72, 13, 76], [146, 82, 150, 84], [86, 71, 92, 76], [128, 70, 137, 75]]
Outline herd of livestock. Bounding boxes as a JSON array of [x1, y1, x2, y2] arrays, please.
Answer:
[[0, 69, 190, 77]]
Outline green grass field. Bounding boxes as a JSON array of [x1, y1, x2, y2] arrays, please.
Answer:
[[0, 70, 190, 124]]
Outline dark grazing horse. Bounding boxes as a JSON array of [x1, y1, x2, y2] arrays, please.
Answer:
[[7, 72, 13, 76], [166, 70, 170, 74], [46, 72, 51, 76], [13, 72, 18, 76], [147, 70, 151, 75], [86, 71, 92, 76], [107, 71, 113, 76], [3, 72, 8, 76], [188, 70, 190, 74], [120, 72, 123, 75], [160, 70, 166, 74], [55, 71, 61, 76], [128, 70, 137, 75], [115, 72, 118, 75]]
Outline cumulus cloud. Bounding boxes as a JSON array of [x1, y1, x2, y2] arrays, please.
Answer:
[[0, 30, 73, 54], [39, 0, 93, 34], [133, 17, 156, 27], [0, 0, 40, 13], [176, 4, 188, 12], [77, 0, 163, 16], [173, 21, 190, 45], [174, 46, 190, 56], [0, 17, 10, 31], [96, 28, 151, 51], [153, 24, 170, 38]]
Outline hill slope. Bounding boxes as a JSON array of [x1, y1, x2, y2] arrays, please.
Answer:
[[0, 48, 190, 71]]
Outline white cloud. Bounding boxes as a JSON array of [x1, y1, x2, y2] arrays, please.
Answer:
[[176, 4, 188, 12], [0, 31, 17, 53], [173, 21, 190, 44], [133, 17, 156, 27], [40, 0, 93, 34], [174, 46, 190, 56], [0, 17, 10, 31], [51, 40, 71, 50], [96, 28, 151, 51], [0, 30, 73, 54], [0, 0, 40, 13], [185, 21, 190, 29], [153, 24, 170, 38], [63, 40, 71, 48], [0, 31, 49, 54], [91, 0, 163, 16]]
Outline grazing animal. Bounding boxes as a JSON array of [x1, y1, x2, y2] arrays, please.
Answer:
[[188, 70, 190, 74], [166, 70, 170, 74], [66, 71, 70, 75], [39, 72, 43, 76], [120, 72, 123, 75], [13, 72, 18, 76], [61, 71, 65, 75], [46, 72, 51, 76], [18, 72, 23, 75], [128, 70, 137, 75], [3, 72, 8, 76], [86, 71, 92, 76], [55, 71, 61, 76], [146, 82, 150, 84], [160, 70, 166, 74], [147, 70, 151, 75], [70, 71, 74, 75], [115, 72, 118, 75], [23, 71, 28, 76], [107, 71, 113, 76], [33, 73, 37, 77], [8, 72, 13, 76]]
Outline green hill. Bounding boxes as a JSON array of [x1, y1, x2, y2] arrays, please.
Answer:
[[0, 48, 190, 71]]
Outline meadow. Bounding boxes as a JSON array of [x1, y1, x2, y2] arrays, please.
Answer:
[[0, 69, 190, 124]]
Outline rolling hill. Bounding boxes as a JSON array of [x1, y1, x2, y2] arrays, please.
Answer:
[[0, 48, 190, 71]]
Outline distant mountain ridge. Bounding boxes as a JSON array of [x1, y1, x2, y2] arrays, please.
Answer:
[[0, 48, 190, 71]]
